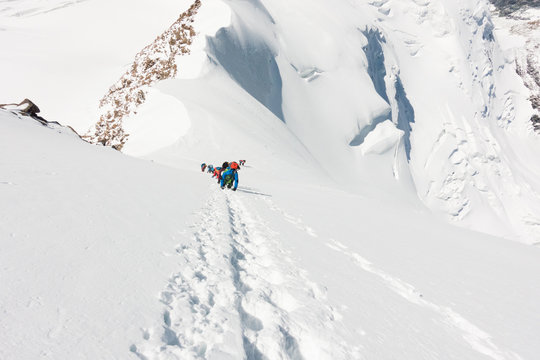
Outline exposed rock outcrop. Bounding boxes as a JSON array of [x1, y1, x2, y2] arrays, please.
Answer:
[[0, 98, 41, 117], [491, 1, 540, 132], [0, 99, 85, 139], [86, 0, 201, 150], [511, 17, 540, 132], [490, 0, 540, 15]]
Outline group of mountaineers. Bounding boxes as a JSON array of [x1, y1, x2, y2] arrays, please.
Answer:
[[201, 160, 246, 191]]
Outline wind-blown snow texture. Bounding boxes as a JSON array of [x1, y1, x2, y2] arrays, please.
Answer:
[[2, 109, 540, 359], [2, 0, 540, 359]]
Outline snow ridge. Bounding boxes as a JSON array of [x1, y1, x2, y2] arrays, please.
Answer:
[[86, 0, 201, 150]]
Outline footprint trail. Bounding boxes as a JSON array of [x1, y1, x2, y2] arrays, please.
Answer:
[[131, 187, 360, 360]]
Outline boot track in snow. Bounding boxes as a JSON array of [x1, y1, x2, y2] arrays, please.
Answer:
[[129, 183, 524, 360], [130, 187, 357, 360]]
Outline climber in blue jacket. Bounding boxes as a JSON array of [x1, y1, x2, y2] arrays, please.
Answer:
[[220, 161, 239, 191]]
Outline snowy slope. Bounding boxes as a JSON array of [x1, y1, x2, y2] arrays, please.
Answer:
[[0, 110, 208, 359], [491, 6, 540, 131], [104, 0, 540, 244], [2, 109, 540, 359], [3, 0, 540, 358], [3, 0, 540, 242]]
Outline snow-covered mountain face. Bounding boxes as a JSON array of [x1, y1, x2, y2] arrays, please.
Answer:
[[4, 108, 540, 360], [4, 2, 540, 359], [90, 0, 540, 243], [2, 0, 540, 243], [490, 2, 540, 131]]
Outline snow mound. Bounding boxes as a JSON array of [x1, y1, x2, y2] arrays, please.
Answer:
[[359, 120, 403, 155]]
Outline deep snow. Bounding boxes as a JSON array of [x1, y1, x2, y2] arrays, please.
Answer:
[[2, 0, 540, 359], [3, 0, 540, 242], [117, 0, 540, 244], [2, 110, 540, 359]]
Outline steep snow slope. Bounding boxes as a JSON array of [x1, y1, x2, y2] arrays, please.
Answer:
[[104, 0, 540, 244], [491, 6, 540, 131], [2, 110, 540, 359], [0, 110, 208, 359], [3, 1, 540, 358], [3, 0, 540, 242]]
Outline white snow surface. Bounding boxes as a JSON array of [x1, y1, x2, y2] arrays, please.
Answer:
[[2, 110, 540, 359], [3, 0, 540, 358], [120, 0, 540, 244], [3, 0, 540, 242]]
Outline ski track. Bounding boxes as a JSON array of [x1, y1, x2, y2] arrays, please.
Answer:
[[131, 186, 360, 360], [259, 194, 318, 238], [324, 239, 523, 360]]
